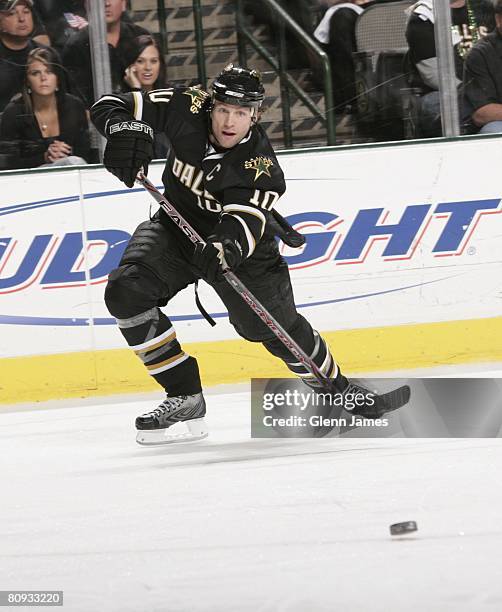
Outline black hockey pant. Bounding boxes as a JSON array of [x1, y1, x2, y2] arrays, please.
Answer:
[[104, 215, 340, 396]]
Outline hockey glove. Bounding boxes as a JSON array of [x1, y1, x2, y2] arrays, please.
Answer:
[[193, 217, 244, 283], [103, 119, 154, 188]]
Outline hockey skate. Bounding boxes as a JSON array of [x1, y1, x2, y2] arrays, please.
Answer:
[[135, 392, 208, 445]]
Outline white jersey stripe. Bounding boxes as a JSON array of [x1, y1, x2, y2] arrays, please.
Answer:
[[91, 95, 126, 108], [223, 204, 266, 239], [132, 91, 143, 120], [227, 214, 256, 256], [223, 203, 267, 225]]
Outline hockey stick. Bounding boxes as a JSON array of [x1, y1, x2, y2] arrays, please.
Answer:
[[136, 173, 332, 390], [271, 209, 305, 248]]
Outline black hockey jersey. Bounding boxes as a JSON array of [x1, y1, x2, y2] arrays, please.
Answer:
[[91, 87, 286, 259]]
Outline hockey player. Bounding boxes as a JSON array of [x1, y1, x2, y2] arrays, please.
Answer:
[[91, 64, 408, 444]]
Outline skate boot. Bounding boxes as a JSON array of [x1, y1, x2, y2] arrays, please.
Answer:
[[135, 392, 208, 445]]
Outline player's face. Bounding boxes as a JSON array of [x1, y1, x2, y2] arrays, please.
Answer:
[[133, 45, 160, 90], [104, 0, 126, 24], [211, 101, 254, 149], [0, 2, 33, 37], [26, 59, 58, 96]]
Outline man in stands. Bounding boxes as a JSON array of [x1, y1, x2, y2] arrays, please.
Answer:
[[62, 0, 149, 107], [33, 0, 87, 53], [463, 0, 502, 133], [405, 0, 494, 136], [313, 0, 403, 115], [313, 0, 367, 114], [0, 0, 44, 112]]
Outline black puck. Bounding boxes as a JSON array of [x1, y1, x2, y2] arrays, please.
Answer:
[[390, 521, 418, 536]]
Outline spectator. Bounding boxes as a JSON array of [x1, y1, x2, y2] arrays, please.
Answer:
[[405, 0, 494, 136], [464, 0, 502, 133], [313, 1, 400, 114], [33, 0, 87, 53], [0, 0, 45, 112], [62, 0, 149, 107], [0, 46, 90, 169], [314, 1, 366, 113], [122, 35, 167, 93], [122, 34, 169, 158], [28, 1, 49, 45]]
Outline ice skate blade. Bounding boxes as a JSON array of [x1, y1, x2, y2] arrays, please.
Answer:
[[136, 418, 208, 446]]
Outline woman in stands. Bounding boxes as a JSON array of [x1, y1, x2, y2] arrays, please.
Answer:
[[122, 34, 169, 158], [0, 46, 90, 169], [123, 34, 167, 93]]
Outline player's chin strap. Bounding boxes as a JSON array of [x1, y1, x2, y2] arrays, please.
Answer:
[[136, 172, 332, 390]]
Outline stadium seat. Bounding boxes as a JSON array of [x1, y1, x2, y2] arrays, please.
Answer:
[[352, 0, 417, 140]]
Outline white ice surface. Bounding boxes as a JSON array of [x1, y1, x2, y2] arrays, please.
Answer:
[[2, 383, 502, 612]]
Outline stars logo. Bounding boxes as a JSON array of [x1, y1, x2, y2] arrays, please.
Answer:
[[244, 156, 274, 181], [183, 87, 209, 114]]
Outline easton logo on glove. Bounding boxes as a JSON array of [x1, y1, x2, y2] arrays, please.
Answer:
[[108, 121, 153, 138], [103, 118, 154, 188]]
